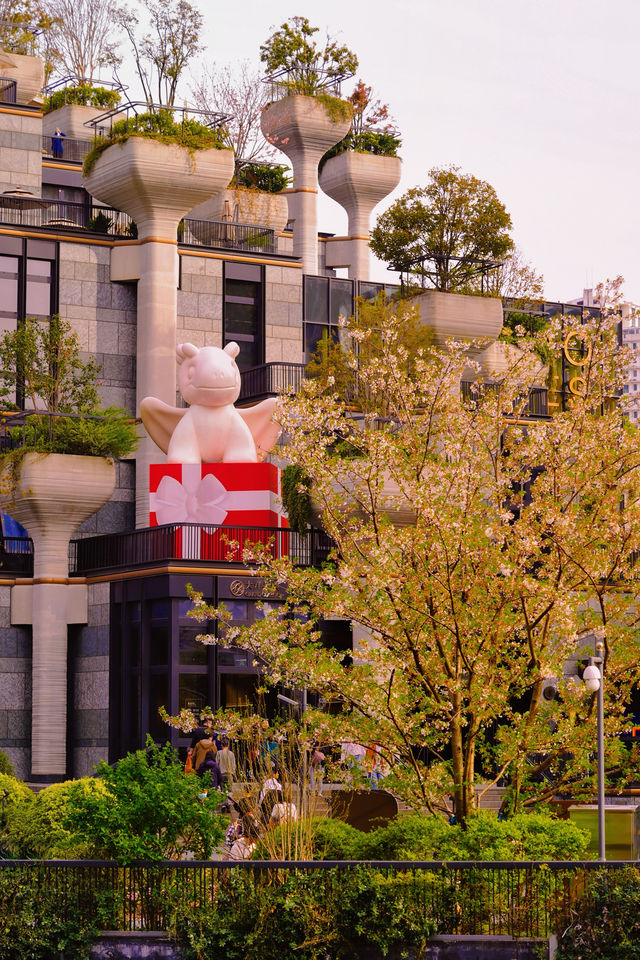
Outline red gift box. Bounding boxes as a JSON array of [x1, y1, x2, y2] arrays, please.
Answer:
[[149, 463, 289, 562]]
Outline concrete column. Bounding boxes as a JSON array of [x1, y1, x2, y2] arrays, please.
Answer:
[[319, 152, 402, 281], [5, 453, 115, 780], [84, 138, 234, 526], [261, 96, 352, 275]]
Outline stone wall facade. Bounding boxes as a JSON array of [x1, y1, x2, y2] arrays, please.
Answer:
[[265, 264, 304, 364]]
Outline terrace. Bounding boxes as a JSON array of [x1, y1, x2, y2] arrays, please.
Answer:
[[0, 194, 280, 256]]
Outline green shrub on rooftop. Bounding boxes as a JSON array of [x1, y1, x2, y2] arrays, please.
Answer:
[[83, 110, 228, 176], [44, 84, 121, 114]]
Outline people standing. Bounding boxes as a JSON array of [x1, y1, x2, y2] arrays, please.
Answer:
[[51, 127, 66, 159], [197, 750, 223, 790], [216, 737, 236, 786], [191, 733, 217, 775]]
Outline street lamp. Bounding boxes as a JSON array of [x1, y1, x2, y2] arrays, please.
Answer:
[[583, 641, 605, 861]]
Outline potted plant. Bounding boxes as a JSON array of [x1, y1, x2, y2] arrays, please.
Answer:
[[82, 109, 235, 235], [318, 81, 402, 279], [43, 83, 122, 140], [258, 17, 356, 272], [0, 315, 138, 568]]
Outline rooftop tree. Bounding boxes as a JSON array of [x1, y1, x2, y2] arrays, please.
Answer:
[[370, 165, 514, 292], [42, 0, 120, 80], [115, 0, 203, 107], [260, 16, 358, 95], [187, 281, 640, 822]]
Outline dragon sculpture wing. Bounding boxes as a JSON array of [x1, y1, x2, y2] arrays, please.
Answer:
[[140, 398, 187, 455], [238, 398, 281, 460]]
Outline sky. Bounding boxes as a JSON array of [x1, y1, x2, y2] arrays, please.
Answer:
[[119, 0, 640, 303]]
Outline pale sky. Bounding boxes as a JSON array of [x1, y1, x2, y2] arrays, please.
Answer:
[[119, 0, 640, 302]]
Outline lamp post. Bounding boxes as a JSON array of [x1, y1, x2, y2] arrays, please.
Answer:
[[583, 640, 605, 861]]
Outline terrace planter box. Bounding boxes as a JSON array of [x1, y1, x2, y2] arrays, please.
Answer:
[[410, 290, 504, 355], [319, 151, 402, 224], [43, 103, 98, 139], [1, 452, 115, 578], [83, 137, 234, 238], [0, 50, 44, 105]]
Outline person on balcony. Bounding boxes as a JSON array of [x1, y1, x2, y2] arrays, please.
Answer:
[[51, 128, 66, 160]]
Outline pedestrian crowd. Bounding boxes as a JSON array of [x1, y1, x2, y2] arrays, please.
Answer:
[[184, 726, 301, 860]]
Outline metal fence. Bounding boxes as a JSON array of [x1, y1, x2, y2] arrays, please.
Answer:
[[0, 859, 628, 938], [70, 523, 334, 575], [461, 381, 549, 419], [0, 77, 17, 103], [41, 134, 93, 163], [182, 218, 277, 255], [0, 537, 33, 576], [239, 362, 306, 403], [0, 196, 133, 235]]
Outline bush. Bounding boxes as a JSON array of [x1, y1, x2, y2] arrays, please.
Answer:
[[0, 750, 14, 778], [556, 867, 640, 959], [8, 407, 138, 460], [0, 871, 94, 960], [64, 737, 227, 862], [44, 84, 121, 114], [83, 110, 227, 176], [6, 778, 100, 858], [171, 866, 435, 960], [320, 129, 401, 170], [236, 162, 290, 193], [87, 210, 113, 234], [311, 811, 590, 862]]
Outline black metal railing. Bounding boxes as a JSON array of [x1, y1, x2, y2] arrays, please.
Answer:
[[0, 537, 33, 576], [0, 77, 17, 104], [70, 523, 333, 575], [0, 196, 281, 253], [461, 381, 549, 419], [0, 196, 133, 235], [0, 859, 629, 938], [42, 134, 93, 163], [182, 218, 277, 255], [239, 362, 306, 403]]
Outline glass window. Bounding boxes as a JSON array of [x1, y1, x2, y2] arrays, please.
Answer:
[[330, 279, 353, 325], [178, 673, 209, 712], [179, 625, 208, 665], [226, 278, 258, 300], [150, 599, 169, 620], [25, 260, 52, 317], [224, 599, 248, 621], [304, 276, 329, 324], [0, 256, 18, 321], [150, 624, 169, 666], [224, 262, 263, 371], [218, 648, 249, 666]]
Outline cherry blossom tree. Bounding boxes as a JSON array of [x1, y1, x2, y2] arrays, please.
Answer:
[[188, 283, 640, 821]]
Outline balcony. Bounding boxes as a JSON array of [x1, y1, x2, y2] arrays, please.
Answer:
[[182, 218, 277, 256], [0, 78, 17, 104], [239, 362, 306, 404], [461, 381, 549, 419], [42, 134, 93, 163], [69, 523, 333, 576], [0, 195, 282, 256], [0, 537, 33, 576]]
